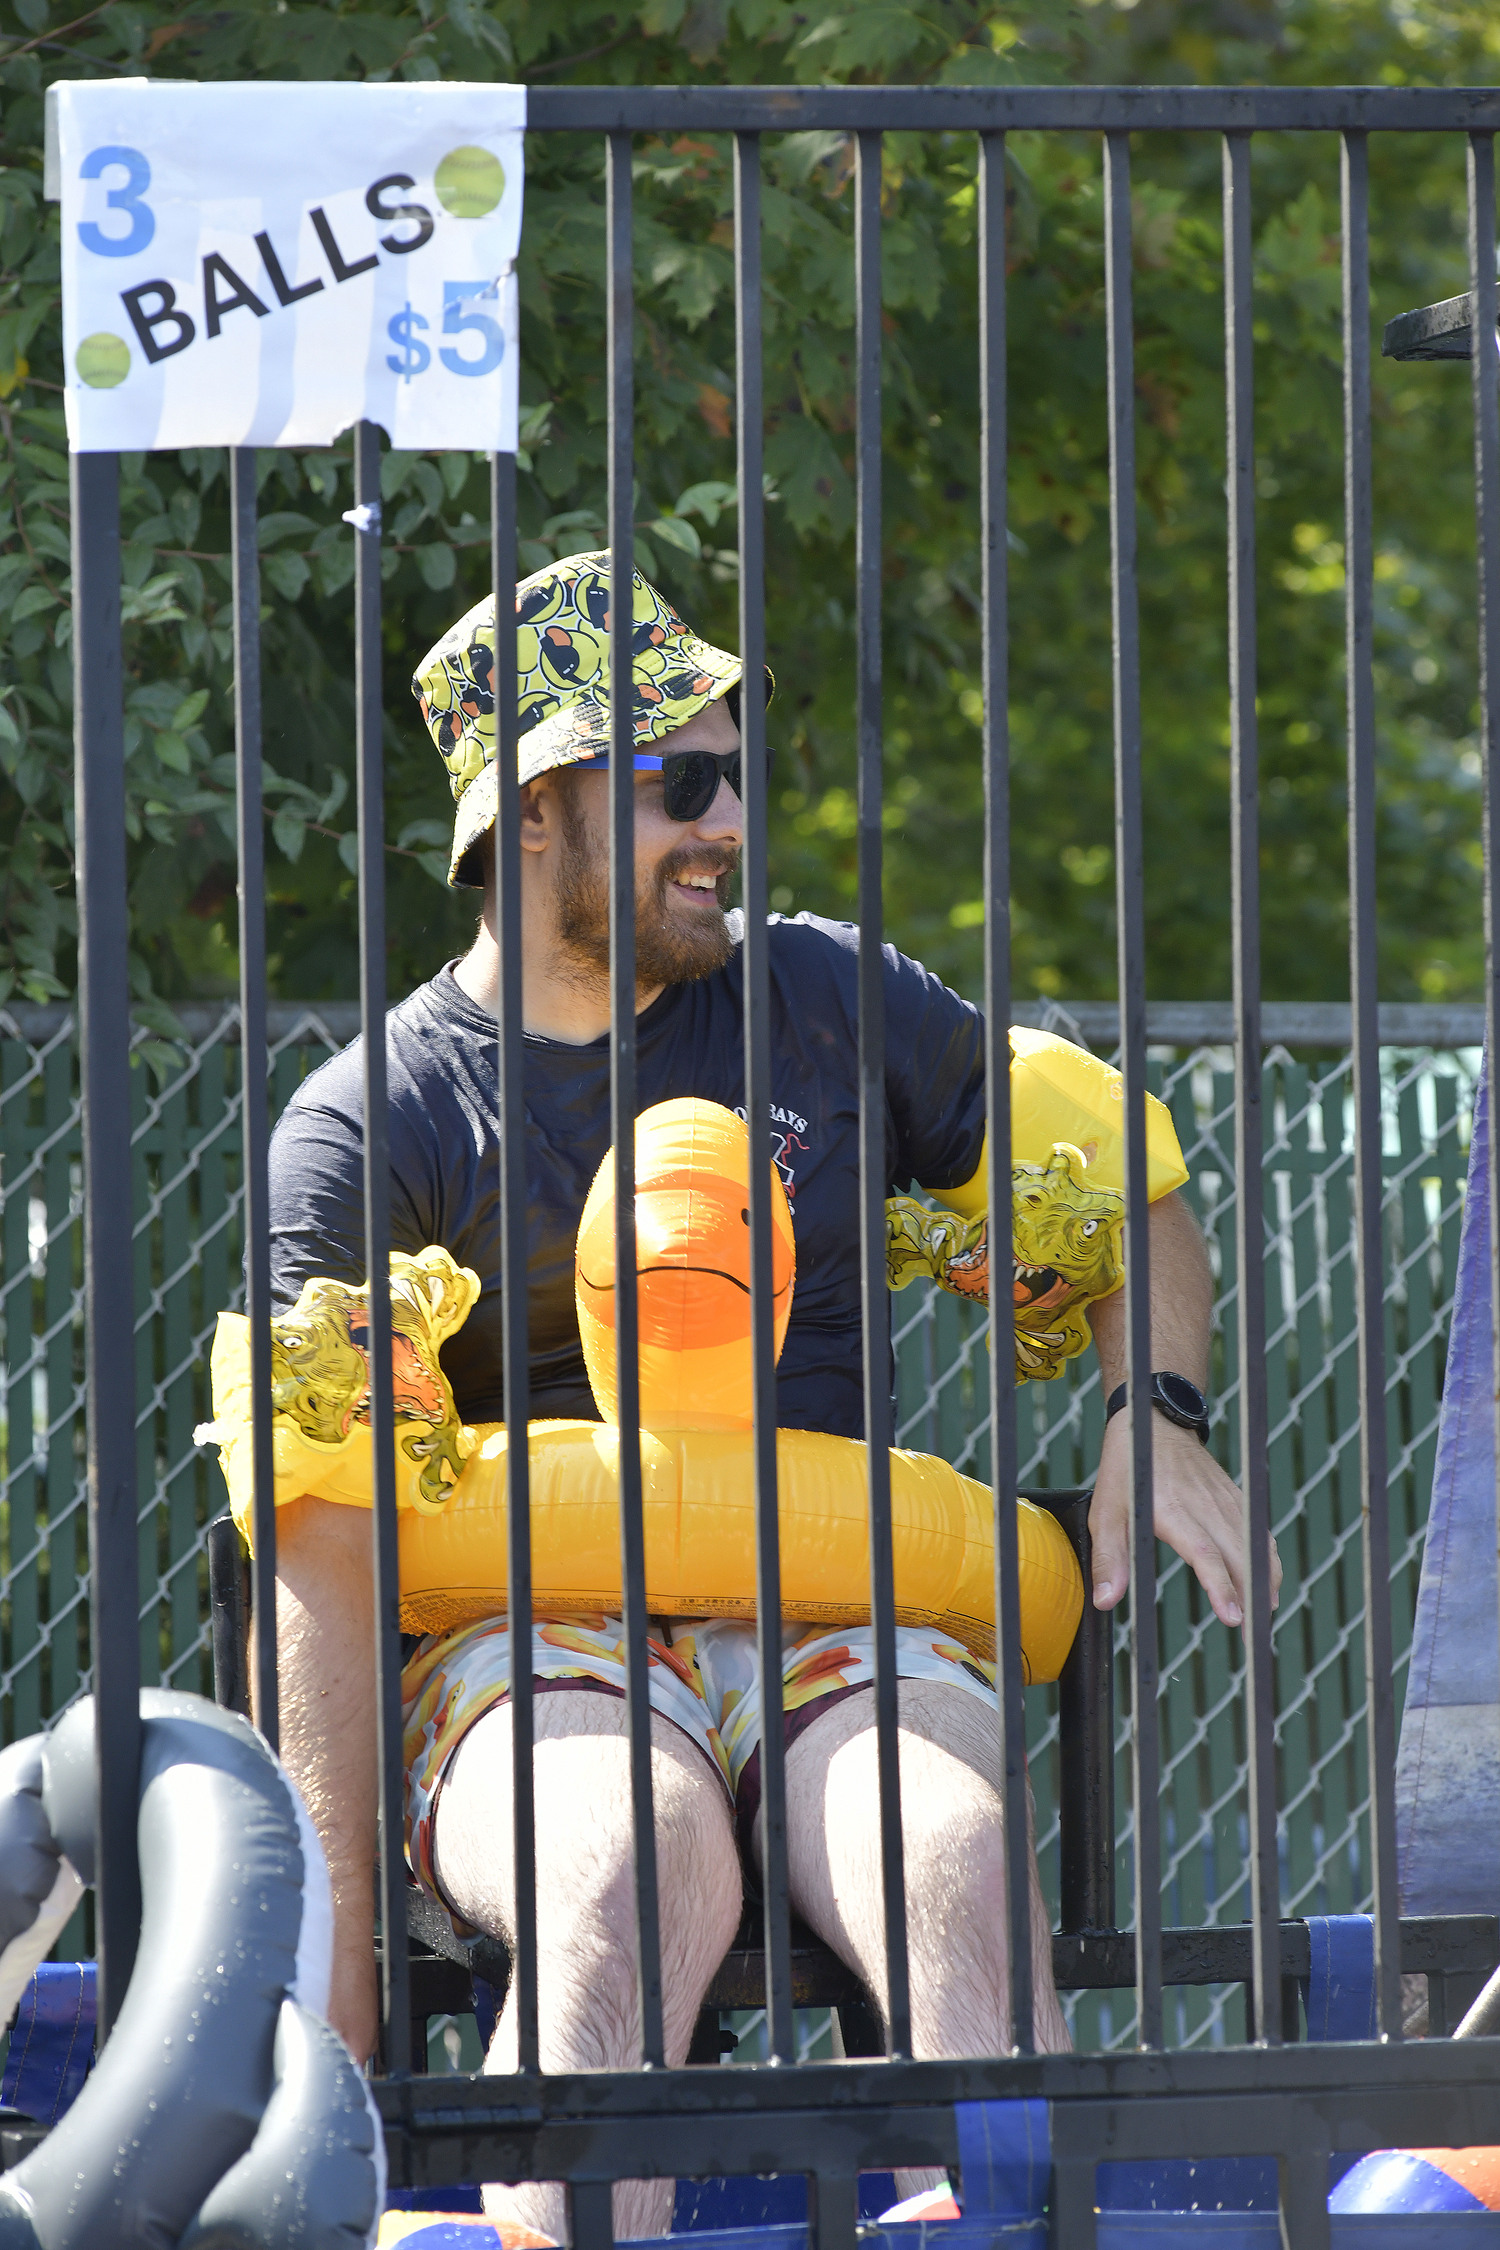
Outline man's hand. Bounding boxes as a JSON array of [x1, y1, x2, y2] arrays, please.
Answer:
[[1086, 1412, 1280, 1628], [1085, 1188, 1280, 1631]]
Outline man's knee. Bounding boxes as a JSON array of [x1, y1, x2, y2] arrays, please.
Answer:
[[433, 1691, 740, 1952], [783, 1680, 1044, 1957], [787, 1682, 1012, 1836]]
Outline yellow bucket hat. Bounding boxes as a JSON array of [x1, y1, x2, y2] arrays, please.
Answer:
[[413, 549, 750, 888]]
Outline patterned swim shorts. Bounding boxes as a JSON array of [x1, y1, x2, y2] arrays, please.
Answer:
[[685, 1619, 1001, 1868], [402, 1614, 1000, 1909]]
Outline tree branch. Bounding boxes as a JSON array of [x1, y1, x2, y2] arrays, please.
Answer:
[[0, 1, 113, 60], [528, 26, 631, 76]]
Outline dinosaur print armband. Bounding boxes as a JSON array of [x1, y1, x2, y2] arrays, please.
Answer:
[[199, 1245, 481, 1541], [886, 1142, 1124, 1384]]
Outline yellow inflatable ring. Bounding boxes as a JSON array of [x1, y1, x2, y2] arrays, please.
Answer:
[[404, 1421, 1079, 1678]]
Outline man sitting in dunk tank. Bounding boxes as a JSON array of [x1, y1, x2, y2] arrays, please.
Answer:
[[263, 555, 1273, 2238]]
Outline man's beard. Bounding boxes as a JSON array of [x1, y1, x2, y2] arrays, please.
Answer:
[[553, 794, 737, 992]]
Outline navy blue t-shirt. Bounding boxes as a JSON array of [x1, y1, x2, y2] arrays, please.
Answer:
[[267, 912, 986, 1441]]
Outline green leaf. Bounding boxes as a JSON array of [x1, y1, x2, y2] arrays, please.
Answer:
[[416, 541, 457, 591], [397, 817, 451, 850], [168, 487, 202, 547], [171, 688, 211, 731], [673, 480, 737, 526], [27, 521, 72, 567], [303, 455, 343, 501], [338, 830, 361, 875], [11, 583, 56, 622], [257, 511, 318, 550], [262, 550, 311, 601], [518, 401, 554, 452], [317, 768, 349, 824], [272, 805, 306, 862], [154, 731, 192, 774], [0, 556, 33, 611], [120, 577, 188, 627], [648, 513, 703, 560]]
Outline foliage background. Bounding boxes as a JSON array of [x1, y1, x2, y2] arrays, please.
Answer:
[[1, 0, 1498, 1017]]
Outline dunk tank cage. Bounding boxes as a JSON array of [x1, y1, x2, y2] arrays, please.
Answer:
[[58, 84, 1500, 2250]]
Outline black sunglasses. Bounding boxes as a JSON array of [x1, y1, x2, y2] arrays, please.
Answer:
[[655, 743, 773, 823], [576, 744, 774, 823]]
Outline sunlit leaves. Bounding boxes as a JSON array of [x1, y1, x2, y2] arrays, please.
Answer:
[[2, 0, 1498, 1018]]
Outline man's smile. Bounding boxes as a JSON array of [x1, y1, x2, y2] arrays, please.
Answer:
[[663, 857, 734, 909]]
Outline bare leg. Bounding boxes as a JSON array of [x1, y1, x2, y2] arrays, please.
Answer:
[[433, 1689, 742, 2243], [779, 1680, 1070, 2200]]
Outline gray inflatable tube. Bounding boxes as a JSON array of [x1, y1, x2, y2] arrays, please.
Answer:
[[0, 1690, 383, 2250]]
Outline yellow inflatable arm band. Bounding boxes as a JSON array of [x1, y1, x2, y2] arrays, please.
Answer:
[[929, 1028, 1189, 1222]]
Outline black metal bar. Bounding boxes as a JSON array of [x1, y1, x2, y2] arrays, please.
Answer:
[[809, 2172, 858, 2250], [1222, 132, 1278, 2047], [230, 446, 278, 1755], [523, 86, 1500, 134], [353, 418, 410, 2076], [1278, 2151, 1332, 2250], [1102, 127, 1162, 2051], [694, 1908, 1494, 2010], [70, 446, 141, 2043], [1469, 143, 1500, 1963], [978, 126, 1032, 2058], [207, 1510, 251, 1719], [1048, 2160, 1099, 2250], [733, 129, 793, 2068], [1050, 1913, 1497, 1992], [378, 2003, 1500, 2139], [606, 127, 665, 2072], [377, 2061, 1500, 2208], [490, 446, 538, 2072], [1030, 1490, 1115, 1934], [853, 125, 911, 2063], [1340, 129, 1401, 2046], [569, 2181, 615, 2250], [1382, 291, 1477, 362]]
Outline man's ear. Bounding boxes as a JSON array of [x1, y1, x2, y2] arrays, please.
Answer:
[[519, 778, 550, 853]]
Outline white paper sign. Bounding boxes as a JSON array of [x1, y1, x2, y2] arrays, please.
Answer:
[[55, 80, 525, 454]]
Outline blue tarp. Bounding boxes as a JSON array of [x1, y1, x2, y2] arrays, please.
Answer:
[[1395, 1056, 1500, 1921], [0, 1961, 95, 2127]]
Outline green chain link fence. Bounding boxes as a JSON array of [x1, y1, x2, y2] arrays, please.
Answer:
[[0, 1002, 1477, 2059]]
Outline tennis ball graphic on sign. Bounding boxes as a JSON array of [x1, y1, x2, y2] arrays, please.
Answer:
[[76, 333, 131, 390], [435, 146, 505, 219]]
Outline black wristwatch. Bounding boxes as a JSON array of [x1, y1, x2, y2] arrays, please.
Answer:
[[1105, 1371, 1210, 1444]]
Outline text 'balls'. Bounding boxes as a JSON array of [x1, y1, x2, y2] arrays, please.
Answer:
[[435, 147, 505, 220], [76, 333, 130, 389]]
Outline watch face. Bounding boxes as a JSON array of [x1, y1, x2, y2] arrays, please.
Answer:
[[1155, 1372, 1207, 1426]]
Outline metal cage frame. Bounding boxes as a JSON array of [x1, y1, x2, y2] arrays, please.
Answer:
[[59, 81, 1500, 2250]]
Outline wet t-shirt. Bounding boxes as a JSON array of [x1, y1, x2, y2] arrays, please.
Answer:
[[266, 911, 986, 1441]]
